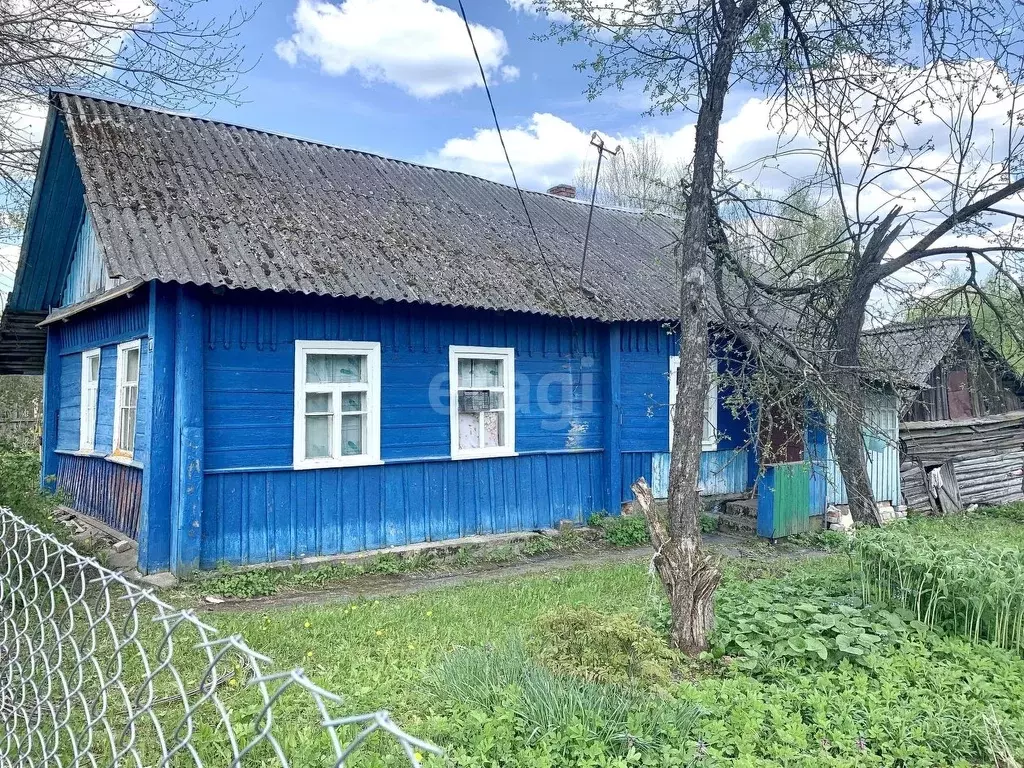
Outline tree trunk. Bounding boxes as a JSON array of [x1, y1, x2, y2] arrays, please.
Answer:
[[832, 276, 882, 526], [653, 0, 755, 654], [632, 479, 720, 654]]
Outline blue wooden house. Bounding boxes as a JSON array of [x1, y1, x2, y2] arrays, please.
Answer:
[[0, 93, 896, 575]]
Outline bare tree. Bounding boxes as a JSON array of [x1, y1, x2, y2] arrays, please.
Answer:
[[539, 0, 1024, 652], [0, 0, 253, 243], [723, 60, 1024, 524], [573, 135, 685, 211]]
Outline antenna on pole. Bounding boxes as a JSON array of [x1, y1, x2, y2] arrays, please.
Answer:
[[579, 131, 622, 290]]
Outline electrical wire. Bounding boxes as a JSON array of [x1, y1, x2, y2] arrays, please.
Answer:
[[455, 0, 571, 317]]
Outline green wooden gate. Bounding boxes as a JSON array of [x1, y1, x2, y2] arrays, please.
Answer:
[[756, 462, 813, 539]]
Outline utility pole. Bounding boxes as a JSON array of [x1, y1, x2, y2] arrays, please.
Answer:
[[579, 132, 622, 288]]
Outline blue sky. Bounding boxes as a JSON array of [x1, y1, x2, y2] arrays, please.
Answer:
[[2, 0, 775, 291], [195, 0, 703, 190]]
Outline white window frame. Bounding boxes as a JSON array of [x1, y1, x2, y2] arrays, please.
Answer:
[[79, 348, 101, 451], [112, 340, 141, 459], [669, 356, 718, 451], [293, 340, 382, 469], [449, 345, 517, 460]]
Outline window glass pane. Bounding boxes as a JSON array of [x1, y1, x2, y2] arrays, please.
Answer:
[[305, 415, 331, 459], [489, 391, 504, 410], [88, 355, 100, 382], [307, 354, 365, 384], [341, 415, 364, 455], [458, 412, 480, 449], [341, 392, 365, 413], [119, 405, 137, 453], [124, 348, 139, 382], [458, 358, 501, 388], [482, 411, 504, 448], [305, 392, 332, 414]]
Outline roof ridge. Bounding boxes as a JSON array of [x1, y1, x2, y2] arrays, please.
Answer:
[[51, 89, 674, 222], [862, 315, 970, 335]]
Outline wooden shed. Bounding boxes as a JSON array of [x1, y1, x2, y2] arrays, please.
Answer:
[[862, 318, 1024, 511]]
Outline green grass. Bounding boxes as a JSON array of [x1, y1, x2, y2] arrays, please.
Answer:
[[205, 516, 1024, 767], [2, 444, 1023, 766]]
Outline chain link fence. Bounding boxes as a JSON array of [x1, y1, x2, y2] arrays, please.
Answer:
[[0, 506, 441, 767]]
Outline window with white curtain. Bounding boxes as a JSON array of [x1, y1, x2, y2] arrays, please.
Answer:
[[79, 348, 100, 451], [112, 340, 140, 458], [449, 346, 516, 459], [669, 356, 718, 450], [293, 341, 381, 468]]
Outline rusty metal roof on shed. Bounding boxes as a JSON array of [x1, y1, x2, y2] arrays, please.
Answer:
[[55, 91, 682, 322]]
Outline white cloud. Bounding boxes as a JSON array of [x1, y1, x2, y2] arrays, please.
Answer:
[[425, 97, 796, 193], [428, 112, 610, 191], [275, 0, 513, 98], [500, 65, 521, 82]]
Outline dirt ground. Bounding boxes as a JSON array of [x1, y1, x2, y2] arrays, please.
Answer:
[[197, 531, 819, 614]]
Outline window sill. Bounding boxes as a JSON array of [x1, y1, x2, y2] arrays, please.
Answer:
[[292, 457, 385, 471], [701, 442, 719, 452], [105, 454, 143, 469], [55, 448, 107, 459], [451, 449, 518, 461]]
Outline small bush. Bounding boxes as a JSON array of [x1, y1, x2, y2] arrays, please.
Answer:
[[589, 512, 649, 547], [427, 640, 697, 765], [203, 568, 281, 599], [0, 442, 64, 536], [522, 534, 556, 557], [534, 606, 676, 687], [700, 513, 718, 533]]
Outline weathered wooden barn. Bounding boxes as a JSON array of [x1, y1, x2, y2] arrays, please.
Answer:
[[862, 318, 1024, 511]]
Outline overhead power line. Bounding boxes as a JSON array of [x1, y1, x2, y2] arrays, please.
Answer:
[[455, 0, 570, 316]]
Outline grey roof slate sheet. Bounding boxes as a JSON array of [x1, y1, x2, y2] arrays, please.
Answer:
[[56, 92, 682, 322], [861, 317, 970, 387]]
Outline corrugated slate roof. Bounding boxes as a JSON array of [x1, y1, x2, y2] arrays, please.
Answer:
[[56, 92, 682, 322], [861, 317, 970, 387]]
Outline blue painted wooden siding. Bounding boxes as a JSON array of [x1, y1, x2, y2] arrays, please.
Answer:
[[61, 213, 115, 306], [54, 294, 151, 461], [616, 327, 754, 504], [204, 295, 604, 470], [9, 115, 87, 313], [823, 394, 902, 506], [620, 449, 751, 502], [48, 292, 152, 544], [201, 452, 603, 567], [56, 453, 143, 537], [200, 292, 607, 565], [619, 324, 672, 452]]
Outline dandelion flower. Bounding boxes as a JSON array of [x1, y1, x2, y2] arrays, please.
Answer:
[[407, 644, 415, 650], [304, 621, 311, 629], [306, 651, 313, 658], [414, 751, 424, 763], [376, 629, 385, 636], [426, 611, 433, 617]]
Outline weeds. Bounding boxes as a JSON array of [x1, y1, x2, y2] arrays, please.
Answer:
[[196, 531, 589, 600], [588, 511, 650, 547], [0, 442, 65, 538], [533, 606, 676, 687], [426, 639, 697, 764], [857, 520, 1024, 652]]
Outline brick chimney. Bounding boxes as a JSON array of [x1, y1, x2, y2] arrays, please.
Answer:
[[546, 184, 577, 198]]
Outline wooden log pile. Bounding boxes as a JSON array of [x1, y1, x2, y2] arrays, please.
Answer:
[[900, 410, 1024, 511]]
